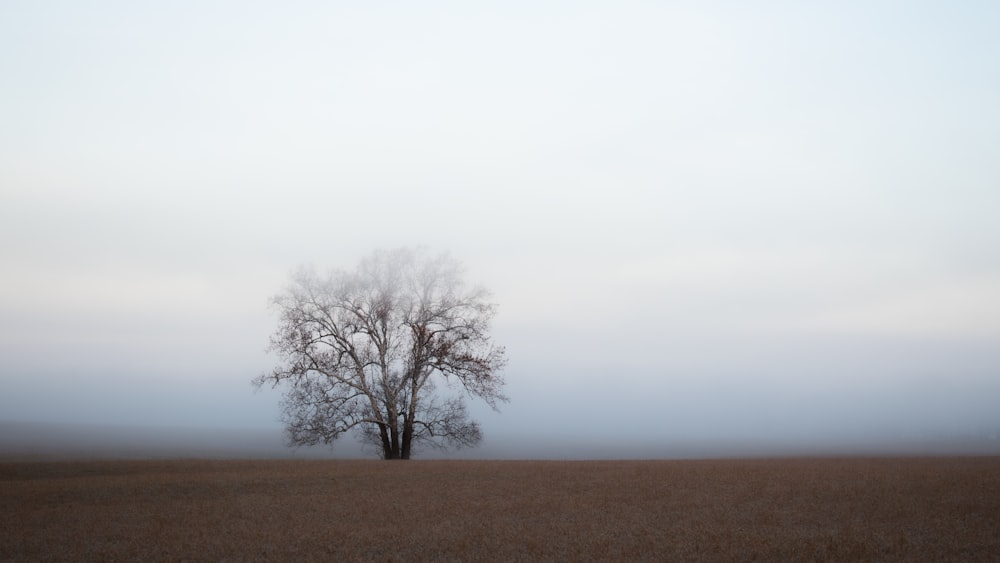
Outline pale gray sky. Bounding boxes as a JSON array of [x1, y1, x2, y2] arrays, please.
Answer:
[[2, 1, 999, 456]]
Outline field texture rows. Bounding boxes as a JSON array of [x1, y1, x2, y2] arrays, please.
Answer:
[[2, 457, 999, 561]]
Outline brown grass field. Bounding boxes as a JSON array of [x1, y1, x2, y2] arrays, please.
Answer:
[[2, 457, 999, 562]]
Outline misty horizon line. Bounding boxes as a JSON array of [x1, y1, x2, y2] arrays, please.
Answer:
[[3, 420, 998, 462]]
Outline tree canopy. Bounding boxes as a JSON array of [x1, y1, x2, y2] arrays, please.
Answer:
[[254, 248, 507, 459]]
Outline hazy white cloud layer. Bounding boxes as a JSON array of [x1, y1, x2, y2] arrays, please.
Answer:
[[2, 1, 998, 456]]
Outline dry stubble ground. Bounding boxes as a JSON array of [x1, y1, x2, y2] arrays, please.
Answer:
[[2, 457, 999, 561]]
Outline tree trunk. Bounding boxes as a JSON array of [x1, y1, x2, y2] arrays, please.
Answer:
[[387, 422, 400, 460], [379, 424, 393, 460], [401, 416, 414, 460]]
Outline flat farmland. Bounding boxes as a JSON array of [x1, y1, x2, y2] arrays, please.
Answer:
[[2, 457, 999, 561]]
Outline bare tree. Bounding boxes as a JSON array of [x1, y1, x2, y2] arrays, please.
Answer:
[[253, 248, 507, 459]]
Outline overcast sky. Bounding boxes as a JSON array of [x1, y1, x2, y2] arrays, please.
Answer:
[[2, 1, 999, 457]]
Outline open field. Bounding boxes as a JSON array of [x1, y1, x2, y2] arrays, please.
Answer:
[[3, 457, 999, 561]]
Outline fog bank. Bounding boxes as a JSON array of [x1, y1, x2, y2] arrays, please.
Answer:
[[3, 421, 998, 462]]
